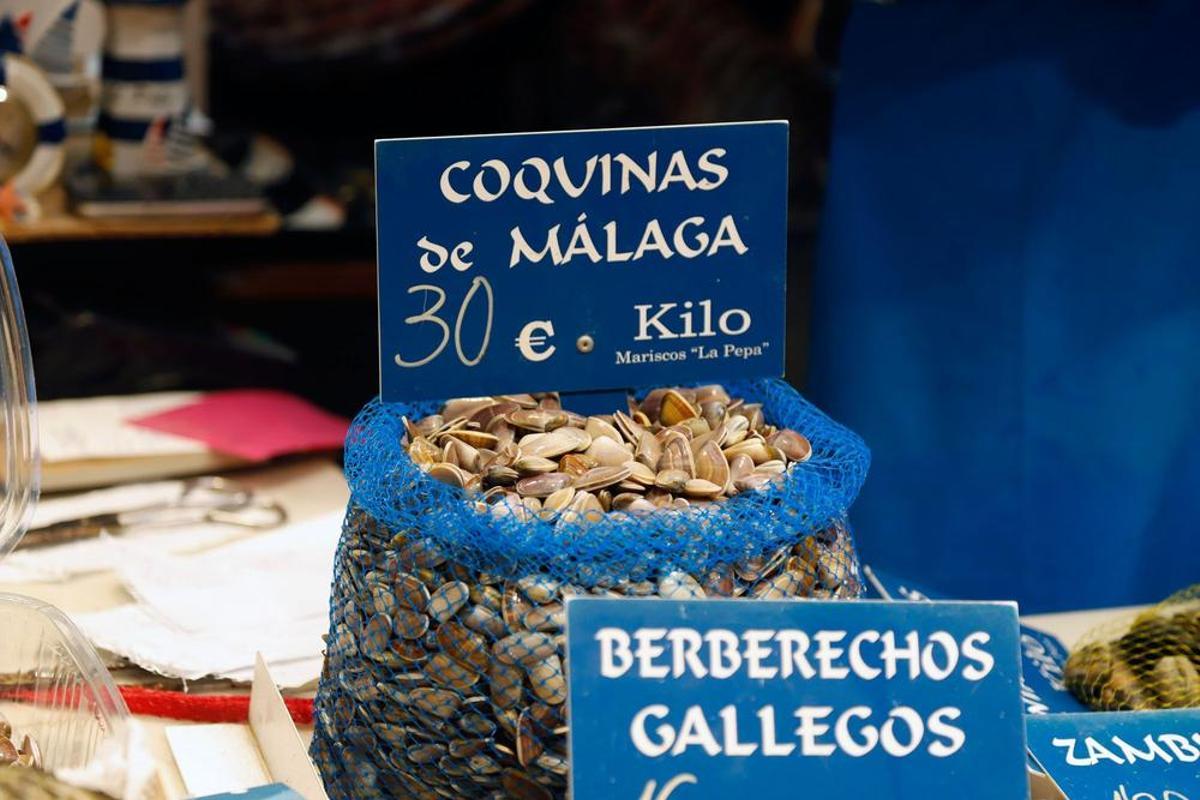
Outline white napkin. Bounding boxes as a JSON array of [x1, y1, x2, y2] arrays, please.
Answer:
[[73, 510, 344, 688]]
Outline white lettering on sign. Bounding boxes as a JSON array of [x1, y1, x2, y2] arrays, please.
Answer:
[[1051, 733, 1200, 766], [394, 136, 774, 377], [1113, 786, 1192, 800], [625, 703, 968, 759], [515, 320, 556, 362], [597, 625, 998, 764], [634, 300, 751, 342], [595, 627, 995, 681], [440, 148, 730, 205], [639, 774, 698, 800], [508, 214, 747, 268]]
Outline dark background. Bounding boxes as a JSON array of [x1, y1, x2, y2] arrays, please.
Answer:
[[13, 0, 848, 416]]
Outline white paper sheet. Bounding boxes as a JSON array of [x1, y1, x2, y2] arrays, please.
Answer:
[[38, 392, 205, 463], [73, 510, 343, 688], [0, 520, 245, 583]]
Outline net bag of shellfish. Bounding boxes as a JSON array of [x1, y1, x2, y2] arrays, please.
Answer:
[[311, 378, 870, 799], [1065, 584, 1200, 712]]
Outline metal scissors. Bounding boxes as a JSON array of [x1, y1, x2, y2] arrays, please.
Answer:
[[18, 477, 288, 550]]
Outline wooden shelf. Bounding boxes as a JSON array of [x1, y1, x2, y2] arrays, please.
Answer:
[[2, 211, 281, 243], [0, 186, 281, 243]]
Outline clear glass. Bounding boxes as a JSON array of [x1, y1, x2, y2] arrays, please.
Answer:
[[0, 235, 130, 770], [0, 593, 129, 770], [0, 234, 38, 557]]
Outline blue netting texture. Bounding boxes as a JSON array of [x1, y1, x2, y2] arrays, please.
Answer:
[[311, 379, 870, 799], [342, 378, 867, 586]]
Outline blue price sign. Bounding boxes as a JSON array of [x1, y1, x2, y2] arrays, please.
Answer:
[[565, 598, 1028, 800], [1027, 710, 1200, 800], [864, 565, 1087, 716], [375, 121, 788, 402]]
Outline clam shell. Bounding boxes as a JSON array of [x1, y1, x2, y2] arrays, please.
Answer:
[[574, 464, 633, 492], [560, 490, 604, 524], [443, 397, 495, 419], [585, 416, 623, 443], [490, 660, 526, 709], [408, 436, 441, 466], [410, 687, 461, 720], [517, 709, 545, 766], [542, 486, 576, 513], [445, 430, 499, 449], [639, 388, 668, 420], [427, 462, 466, 488], [504, 584, 534, 629], [752, 570, 808, 599], [517, 575, 562, 604], [515, 472, 573, 498], [659, 571, 706, 599], [558, 452, 598, 476], [502, 768, 554, 800], [769, 429, 813, 463], [659, 437, 695, 476], [428, 652, 481, 690], [494, 632, 557, 666], [484, 465, 519, 486], [428, 581, 471, 624], [585, 436, 633, 467], [437, 621, 490, 672], [536, 751, 570, 776], [394, 608, 431, 640], [635, 432, 663, 468], [659, 389, 699, 426], [654, 469, 690, 493], [613, 411, 646, 444], [529, 655, 568, 705], [700, 400, 727, 429], [462, 604, 506, 638], [519, 431, 578, 459], [522, 602, 564, 632], [694, 384, 731, 404], [513, 455, 558, 475], [684, 478, 723, 498], [406, 742, 445, 764], [694, 440, 731, 488], [413, 413, 444, 437], [508, 408, 569, 432]]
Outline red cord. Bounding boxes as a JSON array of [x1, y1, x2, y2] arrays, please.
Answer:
[[0, 685, 314, 725], [118, 686, 314, 725]]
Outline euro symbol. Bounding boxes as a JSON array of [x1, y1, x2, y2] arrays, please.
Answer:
[[515, 320, 556, 362]]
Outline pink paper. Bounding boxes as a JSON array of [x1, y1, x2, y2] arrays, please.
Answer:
[[130, 390, 349, 462]]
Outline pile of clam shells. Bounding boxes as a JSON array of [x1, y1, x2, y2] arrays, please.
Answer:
[[313, 521, 858, 799], [1066, 607, 1200, 711], [0, 714, 42, 771], [402, 385, 813, 523], [311, 385, 861, 799]]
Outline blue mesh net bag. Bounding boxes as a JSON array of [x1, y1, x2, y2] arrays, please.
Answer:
[[311, 379, 870, 799]]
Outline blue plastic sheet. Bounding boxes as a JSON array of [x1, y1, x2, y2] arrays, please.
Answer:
[[810, 0, 1200, 612]]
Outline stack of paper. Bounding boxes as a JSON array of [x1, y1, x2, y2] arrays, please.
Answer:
[[72, 510, 344, 689], [38, 391, 349, 492], [39, 393, 244, 492]]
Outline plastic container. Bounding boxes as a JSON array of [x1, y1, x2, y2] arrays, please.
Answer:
[[0, 236, 130, 772]]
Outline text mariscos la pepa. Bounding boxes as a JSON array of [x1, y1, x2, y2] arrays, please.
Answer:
[[597, 625, 997, 759]]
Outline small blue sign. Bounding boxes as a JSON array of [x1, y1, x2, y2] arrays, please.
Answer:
[[565, 598, 1028, 800], [1027, 710, 1200, 800], [864, 565, 1088, 715], [375, 122, 788, 402], [194, 785, 304, 800]]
